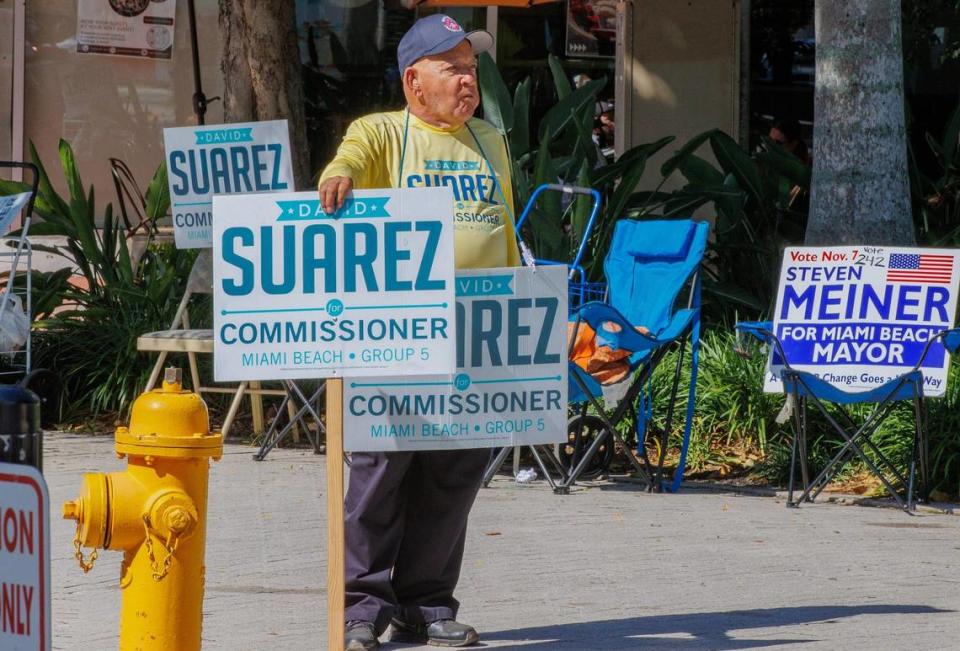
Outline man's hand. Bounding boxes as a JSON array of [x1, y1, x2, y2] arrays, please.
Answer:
[[319, 176, 353, 214]]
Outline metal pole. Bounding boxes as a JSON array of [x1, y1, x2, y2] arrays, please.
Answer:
[[485, 7, 498, 61], [187, 0, 208, 125]]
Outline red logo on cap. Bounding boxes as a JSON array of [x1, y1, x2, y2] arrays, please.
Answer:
[[442, 16, 462, 32]]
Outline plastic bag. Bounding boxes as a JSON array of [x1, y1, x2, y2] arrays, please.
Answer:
[[515, 468, 538, 484], [0, 293, 29, 352]]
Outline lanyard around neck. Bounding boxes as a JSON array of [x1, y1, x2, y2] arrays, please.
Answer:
[[396, 108, 531, 266], [396, 108, 517, 228]]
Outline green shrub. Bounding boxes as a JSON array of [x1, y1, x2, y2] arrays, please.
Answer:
[[630, 328, 960, 496], [0, 140, 193, 419]]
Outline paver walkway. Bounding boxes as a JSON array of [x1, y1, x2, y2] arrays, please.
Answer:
[[45, 433, 960, 650]]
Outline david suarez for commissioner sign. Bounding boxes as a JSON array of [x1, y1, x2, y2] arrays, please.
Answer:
[[344, 265, 568, 452], [213, 187, 456, 381], [163, 121, 295, 249], [767, 245, 960, 397]]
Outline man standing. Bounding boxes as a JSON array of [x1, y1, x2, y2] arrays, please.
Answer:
[[318, 14, 519, 651]]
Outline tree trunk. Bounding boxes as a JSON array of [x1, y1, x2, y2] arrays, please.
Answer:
[[219, 0, 311, 189], [806, 0, 914, 245]]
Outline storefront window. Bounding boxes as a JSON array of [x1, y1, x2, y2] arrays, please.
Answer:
[[749, 0, 960, 173], [23, 1, 223, 204], [497, 4, 615, 142], [296, 2, 614, 171], [297, 0, 417, 174], [416, 6, 486, 32], [749, 0, 814, 149]]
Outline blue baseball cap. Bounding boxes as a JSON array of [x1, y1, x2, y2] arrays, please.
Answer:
[[397, 14, 493, 72]]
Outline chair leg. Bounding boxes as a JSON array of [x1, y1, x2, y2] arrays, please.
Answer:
[[187, 351, 201, 393], [252, 388, 292, 461], [657, 339, 687, 489], [287, 398, 300, 443], [529, 446, 560, 490], [559, 398, 649, 492], [559, 428, 612, 491], [787, 392, 803, 508], [832, 404, 910, 488], [222, 381, 249, 439], [482, 447, 513, 487], [912, 391, 927, 505], [284, 381, 326, 454], [249, 381, 264, 435], [145, 351, 168, 391], [809, 402, 909, 509], [798, 396, 811, 494], [539, 444, 569, 482], [920, 394, 929, 503]]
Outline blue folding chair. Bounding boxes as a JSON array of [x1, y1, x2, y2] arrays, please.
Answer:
[[736, 322, 960, 511], [558, 219, 709, 494]]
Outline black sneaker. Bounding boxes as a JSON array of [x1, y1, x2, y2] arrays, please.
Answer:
[[345, 620, 379, 651], [389, 617, 479, 647]]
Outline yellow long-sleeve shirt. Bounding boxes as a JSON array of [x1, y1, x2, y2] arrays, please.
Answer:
[[319, 110, 520, 270]]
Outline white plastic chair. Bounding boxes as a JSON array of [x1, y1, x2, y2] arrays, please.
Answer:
[[137, 249, 284, 436]]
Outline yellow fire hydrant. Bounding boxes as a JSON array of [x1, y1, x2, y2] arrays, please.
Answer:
[[63, 368, 222, 650]]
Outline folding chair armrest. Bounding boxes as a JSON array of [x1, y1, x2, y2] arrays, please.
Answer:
[[910, 327, 960, 372], [573, 301, 659, 353], [942, 328, 960, 355], [734, 320, 774, 344], [734, 320, 793, 368]]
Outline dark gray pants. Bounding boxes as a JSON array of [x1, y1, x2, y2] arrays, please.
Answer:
[[344, 449, 490, 633]]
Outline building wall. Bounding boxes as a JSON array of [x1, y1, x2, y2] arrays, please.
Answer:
[[622, 0, 741, 190]]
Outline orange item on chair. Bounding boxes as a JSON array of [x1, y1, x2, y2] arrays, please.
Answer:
[[567, 321, 649, 385]]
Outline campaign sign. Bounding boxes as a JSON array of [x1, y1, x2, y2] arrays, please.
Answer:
[[0, 192, 31, 236], [344, 265, 568, 452], [767, 245, 960, 397], [0, 463, 50, 651], [213, 187, 456, 381], [164, 120, 295, 249]]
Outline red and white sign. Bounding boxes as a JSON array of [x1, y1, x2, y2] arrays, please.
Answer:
[[0, 463, 50, 651]]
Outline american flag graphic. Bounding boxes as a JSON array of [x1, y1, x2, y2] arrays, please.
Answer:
[[886, 253, 954, 284]]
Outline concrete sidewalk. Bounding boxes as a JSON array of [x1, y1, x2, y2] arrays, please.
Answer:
[[46, 433, 960, 650]]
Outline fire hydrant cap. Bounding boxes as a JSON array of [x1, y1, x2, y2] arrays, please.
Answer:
[[115, 372, 222, 458], [62, 472, 109, 548], [130, 379, 209, 438]]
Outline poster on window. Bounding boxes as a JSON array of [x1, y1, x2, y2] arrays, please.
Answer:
[[566, 0, 617, 58], [76, 0, 176, 60]]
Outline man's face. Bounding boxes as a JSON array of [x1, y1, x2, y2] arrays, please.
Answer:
[[409, 41, 479, 126], [769, 127, 788, 146]]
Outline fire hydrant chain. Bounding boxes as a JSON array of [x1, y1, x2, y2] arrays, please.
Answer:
[[72, 522, 98, 573], [143, 515, 180, 581]]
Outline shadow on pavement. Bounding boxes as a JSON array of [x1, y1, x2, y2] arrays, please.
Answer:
[[590, 480, 781, 498], [475, 604, 951, 650]]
